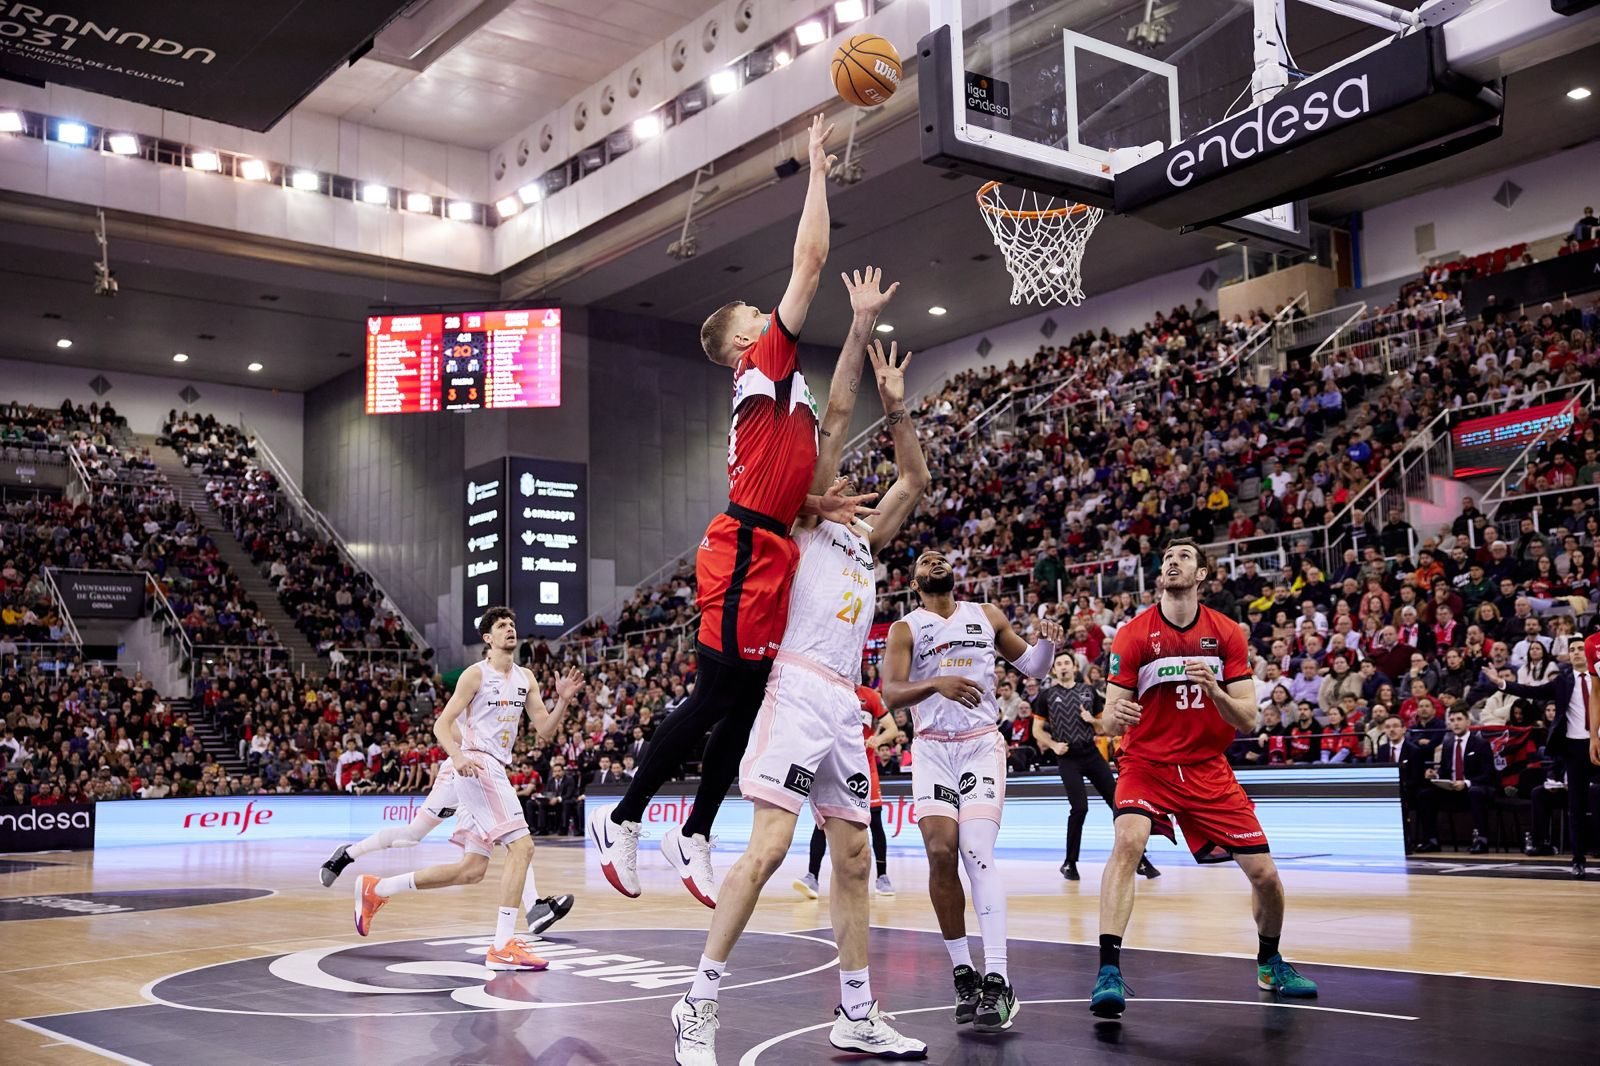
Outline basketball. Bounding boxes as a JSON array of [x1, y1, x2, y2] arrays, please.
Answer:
[[831, 33, 901, 108]]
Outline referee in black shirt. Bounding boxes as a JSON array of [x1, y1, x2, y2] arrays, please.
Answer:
[[1031, 653, 1160, 881]]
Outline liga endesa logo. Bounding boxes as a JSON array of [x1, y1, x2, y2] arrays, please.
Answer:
[[0, 808, 91, 832], [643, 795, 924, 837]]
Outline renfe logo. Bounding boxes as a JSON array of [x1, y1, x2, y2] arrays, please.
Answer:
[[183, 801, 274, 835], [1165, 75, 1371, 188]]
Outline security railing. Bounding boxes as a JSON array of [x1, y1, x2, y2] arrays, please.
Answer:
[[37, 565, 83, 649]]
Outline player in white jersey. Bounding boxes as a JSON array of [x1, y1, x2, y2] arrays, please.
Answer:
[[352, 607, 583, 972], [883, 552, 1062, 1034], [672, 326, 931, 1064], [318, 730, 575, 935]]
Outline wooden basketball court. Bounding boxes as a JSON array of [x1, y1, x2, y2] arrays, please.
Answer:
[[2, 837, 1595, 1064]]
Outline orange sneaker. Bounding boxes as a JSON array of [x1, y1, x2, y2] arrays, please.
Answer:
[[353, 873, 387, 936], [485, 937, 549, 971]]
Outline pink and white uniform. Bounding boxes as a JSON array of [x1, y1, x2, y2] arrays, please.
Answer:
[[450, 660, 533, 855]]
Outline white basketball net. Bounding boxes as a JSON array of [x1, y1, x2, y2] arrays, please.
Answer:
[[976, 181, 1103, 307]]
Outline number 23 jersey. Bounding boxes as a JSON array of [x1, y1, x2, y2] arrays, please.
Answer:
[[1107, 604, 1252, 764]]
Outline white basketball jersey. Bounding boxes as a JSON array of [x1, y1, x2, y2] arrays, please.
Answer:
[[901, 601, 999, 735], [779, 520, 874, 680], [459, 660, 530, 765]]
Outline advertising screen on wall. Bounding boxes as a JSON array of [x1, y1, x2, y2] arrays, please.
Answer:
[[462, 459, 508, 640], [507, 458, 587, 639], [1450, 400, 1576, 477], [366, 308, 560, 415]]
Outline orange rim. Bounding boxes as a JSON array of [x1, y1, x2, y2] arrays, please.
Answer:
[[976, 180, 1093, 220]]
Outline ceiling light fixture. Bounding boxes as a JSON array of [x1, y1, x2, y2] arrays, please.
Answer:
[[172, 353, 189, 363], [406, 192, 433, 213], [289, 169, 319, 190], [774, 50, 793, 68], [709, 70, 740, 96], [876, 323, 894, 333], [795, 20, 825, 46], [190, 150, 221, 171], [517, 182, 542, 205], [495, 196, 520, 218], [0, 111, 23, 133], [447, 201, 474, 221], [239, 158, 269, 181], [107, 133, 139, 155], [834, 0, 866, 24], [360, 183, 388, 204], [55, 338, 72, 349], [632, 114, 663, 140], [1568, 87, 1592, 100], [246, 362, 263, 372], [56, 121, 88, 146], [928, 306, 947, 316]]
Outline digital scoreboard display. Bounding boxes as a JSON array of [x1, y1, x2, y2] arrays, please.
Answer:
[[366, 307, 561, 414]]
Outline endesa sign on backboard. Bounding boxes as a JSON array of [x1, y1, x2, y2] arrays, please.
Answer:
[[94, 795, 455, 847], [1450, 400, 1576, 477]]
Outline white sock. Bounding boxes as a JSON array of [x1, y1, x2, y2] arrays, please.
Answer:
[[943, 937, 974, 971], [373, 872, 415, 897], [959, 818, 1008, 982], [839, 967, 873, 1020], [520, 868, 540, 915], [493, 905, 519, 950], [349, 815, 438, 858], [689, 953, 726, 1003]]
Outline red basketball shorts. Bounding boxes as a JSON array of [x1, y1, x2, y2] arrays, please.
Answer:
[[695, 506, 800, 662], [1114, 754, 1269, 863]]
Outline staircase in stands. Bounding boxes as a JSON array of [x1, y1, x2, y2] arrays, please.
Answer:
[[169, 696, 249, 778]]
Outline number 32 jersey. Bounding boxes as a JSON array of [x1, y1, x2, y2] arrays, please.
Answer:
[[1107, 604, 1253, 764]]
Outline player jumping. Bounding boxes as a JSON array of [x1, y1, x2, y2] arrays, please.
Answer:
[[1090, 539, 1317, 1018], [670, 336, 928, 1064], [320, 752, 575, 935], [882, 551, 1062, 1034], [589, 115, 880, 908], [352, 607, 583, 971]]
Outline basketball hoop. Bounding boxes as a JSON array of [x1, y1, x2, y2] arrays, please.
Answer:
[[975, 181, 1103, 307]]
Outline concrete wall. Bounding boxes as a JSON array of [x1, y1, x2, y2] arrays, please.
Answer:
[[1359, 140, 1600, 287], [1219, 262, 1338, 320], [0, 354, 304, 483]]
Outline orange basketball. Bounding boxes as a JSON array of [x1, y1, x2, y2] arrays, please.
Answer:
[[831, 34, 901, 108]]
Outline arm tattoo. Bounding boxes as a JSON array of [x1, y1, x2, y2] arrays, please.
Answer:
[[848, 378, 859, 393], [885, 409, 906, 425]]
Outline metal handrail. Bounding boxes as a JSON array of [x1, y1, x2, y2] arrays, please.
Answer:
[[143, 569, 196, 665], [36, 566, 82, 648], [1305, 303, 1369, 367], [237, 415, 428, 653]]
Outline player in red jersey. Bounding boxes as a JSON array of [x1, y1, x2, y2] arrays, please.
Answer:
[[1088, 539, 1318, 1019], [793, 685, 902, 899], [589, 114, 891, 907]]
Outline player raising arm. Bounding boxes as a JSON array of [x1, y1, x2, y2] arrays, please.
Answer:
[[1089, 540, 1316, 1022]]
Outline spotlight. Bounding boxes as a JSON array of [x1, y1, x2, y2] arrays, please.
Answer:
[[406, 192, 433, 212], [633, 114, 663, 140], [239, 159, 269, 181], [107, 133, 139, 155], [0, 111, 23, 133], [56, 121, 89, 146], [56, 338, 72, 349], [247, 362, 263, 372], [360, 184, 388, 204], [795, 21, 825, 46], [774, 50, 792, 68], [1569, 87, 1592, 101], [172, 353, 189, 363], [709, 70, 740, 97], [495, 196, 520, 218], [191, 150, 221, 171], [446, 200, 474, 221], [875, 323, 894, 334], [928, 306, 947, 316], [834, 0, 865, 24], [516, 182, 542, 205], [290, 170, 319, 190]]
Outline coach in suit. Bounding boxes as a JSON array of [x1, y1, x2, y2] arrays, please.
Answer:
[[1484, 646, 1599, 877], [590, 756, 624, 788], [1416, 709, 1495, 853], [538, 755, 583, 836], [1375, 715, 1428, 851]]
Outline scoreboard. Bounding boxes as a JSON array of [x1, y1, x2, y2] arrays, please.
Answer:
[[462, 457, 588, 641], [366, 307, 561, 414]]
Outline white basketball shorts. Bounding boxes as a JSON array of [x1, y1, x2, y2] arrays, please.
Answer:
[[911, 729, 1008, 824], [739, 652, 872, 826], [449, 755, 530, 856]]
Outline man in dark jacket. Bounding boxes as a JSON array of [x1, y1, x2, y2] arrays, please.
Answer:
[[1415, 709, 1495, 853]]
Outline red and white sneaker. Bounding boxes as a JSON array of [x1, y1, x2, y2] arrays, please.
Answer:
[[486, 937, 550, 971], [353, 874, 387, 937], [661, 824, 717, 909], [588, 802, 642, 898]]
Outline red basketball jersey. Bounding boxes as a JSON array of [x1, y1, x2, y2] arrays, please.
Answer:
[[1107, 603, 1253, 764], [726, 309, 819, 525]]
